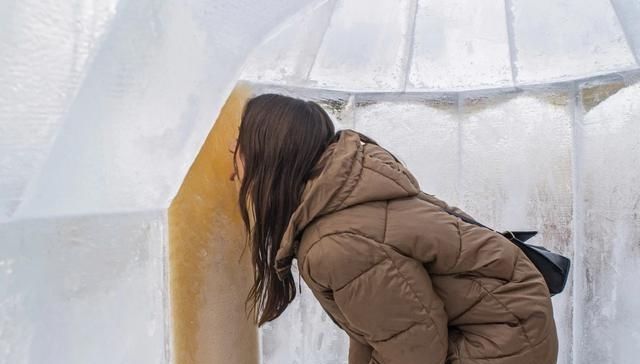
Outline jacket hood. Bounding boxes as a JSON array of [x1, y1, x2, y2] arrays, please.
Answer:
[[274, 129, 421, 280]]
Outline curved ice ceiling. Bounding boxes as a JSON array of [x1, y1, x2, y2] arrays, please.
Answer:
[[0, 0, 319, 220], [1, 0, 639, 364], [241, 0, 640, 91]]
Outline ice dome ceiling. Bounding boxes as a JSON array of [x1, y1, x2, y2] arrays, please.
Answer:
[[241, 0, 640, 92]]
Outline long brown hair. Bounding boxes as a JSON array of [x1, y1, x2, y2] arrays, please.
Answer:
[[233, 93, 335, 326], [233, 93, 405, 327]]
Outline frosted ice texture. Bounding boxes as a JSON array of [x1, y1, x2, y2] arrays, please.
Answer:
[[610, 0, 640, 61], [508, 0, 637, 84], [1, 1, 318, 363], [0, 211, 167, 364], [2, 0, 640, 364], [4, 0, 317, 219], [242, 0, 639, 92], [239, 0, 336, 84], [307, 0, 413, 91], [575, 82, 640, 363], [407, 0, 513, 91], [0, 0, 119, 221], [355, 97, 460, 200]]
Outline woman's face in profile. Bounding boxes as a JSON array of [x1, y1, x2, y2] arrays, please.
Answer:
[[228, 138, 244, 182]]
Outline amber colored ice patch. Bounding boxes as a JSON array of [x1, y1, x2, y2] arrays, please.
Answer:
[[169, 84, 258, 364]]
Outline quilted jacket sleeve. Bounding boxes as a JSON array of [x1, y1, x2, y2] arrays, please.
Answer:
[[303, 233, 448, 364]]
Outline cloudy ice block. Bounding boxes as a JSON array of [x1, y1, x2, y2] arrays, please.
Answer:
[[0, 212, 168, 364], [407, 0, 513, 91], [508, 0, 637, 84], [307, 0, 413, 92], [575, 81, 640, 364]]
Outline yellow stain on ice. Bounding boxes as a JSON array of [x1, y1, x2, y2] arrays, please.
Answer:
[[169, 84, 258, 364]]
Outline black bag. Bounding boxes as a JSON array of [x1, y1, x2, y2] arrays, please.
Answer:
[[439, 208, 571, 296]]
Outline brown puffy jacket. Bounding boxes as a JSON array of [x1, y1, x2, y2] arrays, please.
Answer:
[[274, 129, 558, 364]]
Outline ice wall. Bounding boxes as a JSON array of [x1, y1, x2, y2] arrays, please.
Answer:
[[168, 85, 259, 364], [1, 1, 317, 363], [1, 0, 639, 363]]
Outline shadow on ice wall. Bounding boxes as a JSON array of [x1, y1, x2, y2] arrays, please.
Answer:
[[169, 85, 258, 364]]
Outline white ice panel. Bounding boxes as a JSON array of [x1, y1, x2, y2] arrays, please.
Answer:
[[407, 0, 513, 91], [0, 0, 119, 221], [354, 98, 461, 201], [307, 0, 412, 91], [575, 82, 640, 364], [0, 211, 167, 364], [458, 91, 575, 364], [509, 0, 637, 84], [610, 0, 640, 62], [9, 0, 316, 218], [239, 0, 336, 84]]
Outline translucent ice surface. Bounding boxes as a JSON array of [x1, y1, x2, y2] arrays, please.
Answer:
[[508, 0, 637, 84], [574, 81, 640, 364], [355, 97, 461, 200], [2, 0, 640, 363], [1, 1, 318, 363], [306, 0, 413, 91], [4, 0, 318, 219], [0, 0, 119, 220], [407, 0, 513, 91], [0, 211, 168, 364], [239, 0, 337, 85], [242, 0, 640, 92]]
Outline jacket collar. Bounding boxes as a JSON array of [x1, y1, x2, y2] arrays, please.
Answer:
[[273, 129, 420, 280]]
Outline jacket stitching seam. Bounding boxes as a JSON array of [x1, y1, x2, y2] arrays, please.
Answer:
[[302, 232, 385, 289], [363, 165, 411, 193], [302, 230, 446, 346], [382, 200, 389, 243], [301, 232, 349, 273], [510, 250, 519, 281], [303, 231, 378, 267], [473, 274, 534, 347], [460, 325, 552, 361], [379, 248, 448, 353], [447, 281, 491, 323], [448, 218, 463, 273], [333, 258, 387, 291], [367, 321, 420, 343], [336, 145, 366, 210]]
